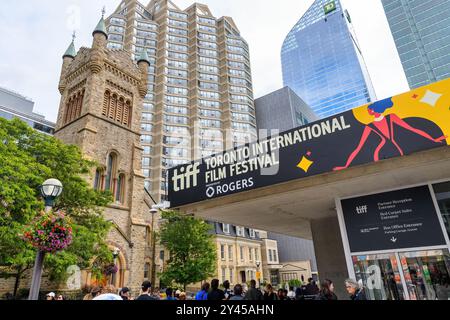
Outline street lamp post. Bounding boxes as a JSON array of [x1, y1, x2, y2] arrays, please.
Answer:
[[150, 208, 158, 288], [256, 261, 261, 288], [28, 179, 63, 301]]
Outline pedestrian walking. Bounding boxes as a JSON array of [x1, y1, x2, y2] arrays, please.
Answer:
[[208, 279, 225, 300], [230, 284, 244, 300], [136, 281, 158, 300], [263, 284, 278, 301], [195, 282, 210, 300], [244, 280, 263, 301], [345, 279, 367, 300], [316, 279, 338, 300]]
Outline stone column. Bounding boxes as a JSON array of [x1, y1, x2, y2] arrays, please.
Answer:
[[311, 216, 350, 300]]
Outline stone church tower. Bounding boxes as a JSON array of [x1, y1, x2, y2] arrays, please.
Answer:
[[55, 14, 151, 293]]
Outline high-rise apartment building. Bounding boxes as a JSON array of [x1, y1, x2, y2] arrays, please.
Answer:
[[381, 0, 450, 89], [281, 0, 376, 119], [105, 0, 257, 202]]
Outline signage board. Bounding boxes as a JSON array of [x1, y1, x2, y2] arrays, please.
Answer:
[[324, 1, 337, 15], [168, 79, 450, 208], [340, 185, 447, 253]]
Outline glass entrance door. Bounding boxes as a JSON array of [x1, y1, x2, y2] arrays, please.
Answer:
[[399, 249, 450, 300], [352, 249, 450, 300], [352, 253, 406, 300]]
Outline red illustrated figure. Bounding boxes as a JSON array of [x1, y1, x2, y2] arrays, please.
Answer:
[[334, 98, 447, 171]]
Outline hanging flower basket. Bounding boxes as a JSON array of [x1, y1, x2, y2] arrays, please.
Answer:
[[23, 211, 73, 253], [104, 263, 118, 275]]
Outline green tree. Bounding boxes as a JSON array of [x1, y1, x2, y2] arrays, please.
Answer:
[[0, 118, 113, 297], [159, 211, 216, 290]]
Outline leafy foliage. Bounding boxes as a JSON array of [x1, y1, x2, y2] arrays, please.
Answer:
[[0, 118, 113, 287], [159, 211, 216, 289]]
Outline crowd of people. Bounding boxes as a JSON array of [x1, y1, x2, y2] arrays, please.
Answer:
[[44, 277, 367, 301], [193, 278, 367, 301]]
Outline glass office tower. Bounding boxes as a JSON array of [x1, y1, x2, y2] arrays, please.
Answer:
[[281, 0, 376, 119], [382, 0, 450, 89]]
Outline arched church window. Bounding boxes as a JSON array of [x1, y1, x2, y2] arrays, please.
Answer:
[[103, 90, 111, 116], [105, 153, 118, 193], [109, 94, 118, 120], [116, 98, 124, 123], [115, 173, 125, 204], [63, 90, 85, 125], [94, 168, 105, 191], [102, 90, 132, 127]]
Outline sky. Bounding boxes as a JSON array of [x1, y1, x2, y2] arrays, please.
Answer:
[[0, 0, 409, 123]]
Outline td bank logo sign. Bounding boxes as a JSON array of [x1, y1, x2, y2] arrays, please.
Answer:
[[172, 163, 201, 192], [324, 1, 337, 15]]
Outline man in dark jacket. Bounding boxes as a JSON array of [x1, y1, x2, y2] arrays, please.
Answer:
[[208, 279, 225, 301], [244, 280, 263, 301], [136, 281, 158, 300]]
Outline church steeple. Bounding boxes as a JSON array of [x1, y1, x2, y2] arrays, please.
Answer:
[[59, 32, 77, 94], [92, 7, 108, 39], [63, 32, 77, 60], [137, 49, 150, 65]]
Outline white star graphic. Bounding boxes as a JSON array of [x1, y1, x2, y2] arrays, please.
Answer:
[[420, 90, 442, 107]]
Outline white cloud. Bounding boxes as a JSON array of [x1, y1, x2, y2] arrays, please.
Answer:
[[0, 0, 409, 123]]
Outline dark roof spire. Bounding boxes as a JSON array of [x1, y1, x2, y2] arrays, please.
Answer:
[[93, 7, 108, 39], [63, 31, 77, 59]]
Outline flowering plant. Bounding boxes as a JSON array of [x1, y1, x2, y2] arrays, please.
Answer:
[[104, 263, 118, 275], [23, 211, 73, 253]]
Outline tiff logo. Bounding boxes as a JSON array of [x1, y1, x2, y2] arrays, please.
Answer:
[[172, 163, 201, 192], [356, 205, 368, 214]]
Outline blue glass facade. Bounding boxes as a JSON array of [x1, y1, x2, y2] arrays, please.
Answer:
[[281, 0, 376, 119], [382, 0, 450, 89]]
